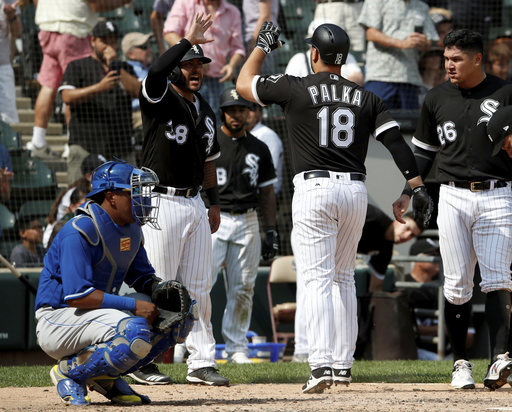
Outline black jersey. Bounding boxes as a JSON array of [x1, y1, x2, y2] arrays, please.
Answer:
[[59, 57, 135, 156], [253, 72, 399, 175], [357, 204, 394, 275], [202, 128, 277, 212], [139, 80, 220, 188], [413, 75, 512, 183]]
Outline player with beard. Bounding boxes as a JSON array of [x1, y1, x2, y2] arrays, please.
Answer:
[[201, 87, 277, 364], [133, 14, 230, 386]]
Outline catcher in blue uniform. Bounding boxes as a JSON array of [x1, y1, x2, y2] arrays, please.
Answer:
[[34, 160, 197, 406]]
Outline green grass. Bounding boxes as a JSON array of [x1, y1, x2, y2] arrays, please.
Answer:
[[0, 360, 492, 388]]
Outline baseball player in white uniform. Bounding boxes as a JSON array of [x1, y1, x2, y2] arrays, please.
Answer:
[[237, 21, 433, 393]]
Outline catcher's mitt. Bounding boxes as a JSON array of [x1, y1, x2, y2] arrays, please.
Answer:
[[151, 280, 193, 333]]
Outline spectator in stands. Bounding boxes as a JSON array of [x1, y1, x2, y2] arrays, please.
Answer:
[[484, 39, 512, 81], [0, 0, 21, 125], [292, 204, 424, 362], [43, 153, 105, 248], [405, 237, 475, 360], [122, 32, 153, 132], [150, 0, 174, 56], [10, 215, 46, 267], [358, 0, 438, 110], [245, 103, 283, 195], [46, 186, 87, 249], [313, 0, 366, 55], [429, 8, 453, 48], [163, 0, 246, 118], [285, 18, 364, 86], [30, 0, 131, 160], [242, 0, 279, 75], [418, 48, 446, 107], [59, 21, 140, 184]]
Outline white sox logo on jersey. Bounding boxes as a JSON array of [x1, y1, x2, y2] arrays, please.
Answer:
[[477, 99, 500, 126], [242, 154, 260, 187], [203, 117, 215, 155]]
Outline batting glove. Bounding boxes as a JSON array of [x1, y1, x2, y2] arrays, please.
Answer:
[[261, 230, 278, 261], [256, 21, 284, 55], [412, 185, 434, 229]]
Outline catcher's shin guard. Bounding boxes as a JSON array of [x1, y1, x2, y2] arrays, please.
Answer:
[[124, 301, 198, 375], [63, 316, 152, 382]]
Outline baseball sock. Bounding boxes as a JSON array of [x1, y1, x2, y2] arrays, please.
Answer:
[[444, 300, 471, 362], [485, 290, 511, 363]]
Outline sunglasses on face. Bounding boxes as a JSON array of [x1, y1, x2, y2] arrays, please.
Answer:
[[135, 43, 149, 50]]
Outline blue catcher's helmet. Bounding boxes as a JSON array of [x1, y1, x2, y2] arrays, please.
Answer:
[[87, 160, 161, 229]]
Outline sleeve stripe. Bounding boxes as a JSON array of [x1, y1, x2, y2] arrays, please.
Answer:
[[251, 75, 266, 107], [141, 77, 169, 104], [259, 177, 278, 188], [411, 136, 440, 152], [64, 287, 95, 302], [206, 152, 221, 162], [374, 120, 400, 138]]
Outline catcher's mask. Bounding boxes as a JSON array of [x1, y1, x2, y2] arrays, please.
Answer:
[[87, 159, 161, 229]]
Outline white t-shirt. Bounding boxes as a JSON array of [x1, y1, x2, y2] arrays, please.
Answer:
[[285, 49, 362, 80], [35, 0, 98, 38]]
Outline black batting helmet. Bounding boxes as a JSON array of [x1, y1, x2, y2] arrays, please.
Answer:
[[218, 87, 251, 122], [305, 23, 350, 65], [169, 44, 212, 83]]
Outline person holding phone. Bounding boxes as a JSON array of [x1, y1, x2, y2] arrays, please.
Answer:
[[358, 0, 438, 110], [58, 21, 141, 183]]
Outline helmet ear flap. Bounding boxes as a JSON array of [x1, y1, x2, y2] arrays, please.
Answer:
[[218, 108, 225, 123], [169, 66, 181, 84]]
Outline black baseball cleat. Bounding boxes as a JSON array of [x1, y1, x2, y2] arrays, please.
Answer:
[[302, 367, 333, 394], [333, 368, 352, 386], [127, 362, 171, 385], [186, 367, 230, 386]]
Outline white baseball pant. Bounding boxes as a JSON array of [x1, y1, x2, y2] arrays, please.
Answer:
[[292, 171, 367, 370], [438, 183, 512, 305], [211, 210, 261, 356], [143, 191, 216, 373]]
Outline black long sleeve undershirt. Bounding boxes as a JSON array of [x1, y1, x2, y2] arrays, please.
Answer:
[[144, 38, 192, 99], [379, 127, 420, 181], [402, 145, 437, 196]]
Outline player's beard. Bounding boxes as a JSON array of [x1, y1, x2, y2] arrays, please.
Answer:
[[224, 120, 245, 134]]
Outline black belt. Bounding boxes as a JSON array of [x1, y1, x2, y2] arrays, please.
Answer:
[[153, 185, 199, 198], [223, 208, 256, 216], [449, 180, 508, 192], [304, 170, 366, 182]]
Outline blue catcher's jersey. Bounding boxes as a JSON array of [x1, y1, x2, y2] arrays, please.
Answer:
[[35, 201, 156, 310]]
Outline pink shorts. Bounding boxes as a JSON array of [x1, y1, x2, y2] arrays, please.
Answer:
[[37, 30, 92, 89]]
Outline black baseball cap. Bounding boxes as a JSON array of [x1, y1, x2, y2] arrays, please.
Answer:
[[93, 21, 120, 38], [487, 106, 512, 157], [81, 153, 107, 175], [409, 238, 439, 256]]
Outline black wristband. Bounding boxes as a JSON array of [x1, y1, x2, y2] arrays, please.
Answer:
[[205, 186, 220, 206]]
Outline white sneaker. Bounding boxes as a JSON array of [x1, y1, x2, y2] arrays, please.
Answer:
[[27, 141, 61, 160], [61, 143, 69, 159], [173, 343, 188, 363], [227, 352, 254, 364], [484, 352, 512, 390], [451, 359, 475, 389]]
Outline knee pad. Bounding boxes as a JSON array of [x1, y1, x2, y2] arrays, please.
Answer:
[[66, 316, 152, 381]]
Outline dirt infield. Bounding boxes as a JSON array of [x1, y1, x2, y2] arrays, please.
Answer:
[[2, 383, 512, 411]]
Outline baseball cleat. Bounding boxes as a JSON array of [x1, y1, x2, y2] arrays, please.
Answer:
[[302, 367, 333, 394], [127, 362, 171, 385], [333, 368, 352, 386], [87, 375, 151, 405], [186, 367, 230, 386], [228, 352, 254, 364], [56, 378, 90, 406], [451, 359, 475, 389], [484, 352, 512, 390]]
